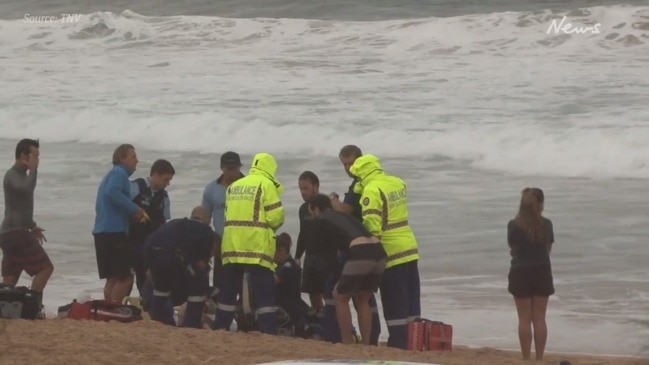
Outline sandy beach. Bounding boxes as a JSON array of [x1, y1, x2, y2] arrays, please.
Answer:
[[1, 318, 646, 365]]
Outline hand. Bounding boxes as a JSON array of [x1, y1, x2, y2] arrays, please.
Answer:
[[32, 227, 47, 245], [329, 192, 340, 201], [295, 258, 301, 267], [132, 208, 148, 223], [26, 153, 39, 170], [330, 196, 343, 210], [140, 211, 150, 224]]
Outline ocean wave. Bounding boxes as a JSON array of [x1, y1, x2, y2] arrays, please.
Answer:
[[2, 109, 649, 179], [0, 5, 647, 53]]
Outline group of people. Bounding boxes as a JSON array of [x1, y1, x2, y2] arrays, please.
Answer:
[[0, 138, 557, 361]]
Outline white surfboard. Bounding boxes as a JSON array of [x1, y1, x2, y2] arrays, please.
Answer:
[[256, 360, 442, 365]]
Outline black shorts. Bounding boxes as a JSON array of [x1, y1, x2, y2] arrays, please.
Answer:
[[336, 243, 387, 296], [301, 254, 331, 294], [94, 232, 133, 280], [508, 263, 554, 298]]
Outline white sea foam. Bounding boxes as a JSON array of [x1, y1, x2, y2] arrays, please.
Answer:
[[0, 5, 647, 179]]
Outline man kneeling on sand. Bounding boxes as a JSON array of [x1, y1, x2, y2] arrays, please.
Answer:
[[142, 206, 217, 328]]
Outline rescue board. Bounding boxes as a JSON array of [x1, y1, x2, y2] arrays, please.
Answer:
[[256, 361, 443, 365]]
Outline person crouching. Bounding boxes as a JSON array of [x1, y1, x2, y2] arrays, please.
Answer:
[[273, 232, 307, 337], [143, 206, 216, 328]]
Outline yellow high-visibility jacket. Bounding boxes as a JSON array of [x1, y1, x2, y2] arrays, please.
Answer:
[[350, 154, 419, 269], [221, 153, 285, 270]]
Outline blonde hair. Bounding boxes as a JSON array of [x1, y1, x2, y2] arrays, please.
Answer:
[[513, 187, 545, 244]]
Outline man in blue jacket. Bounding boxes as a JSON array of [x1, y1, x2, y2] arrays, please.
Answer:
[[92, 144, 146, 303]]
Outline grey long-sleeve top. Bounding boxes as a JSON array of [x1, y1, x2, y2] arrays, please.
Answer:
[[0, 163, 37, 235]]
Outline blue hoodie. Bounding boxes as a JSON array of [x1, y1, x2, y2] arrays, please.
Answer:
[[92, 164, 140, 234]]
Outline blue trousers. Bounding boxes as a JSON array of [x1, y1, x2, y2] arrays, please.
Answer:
[[321, 270, 381, 345], [147, 263, 210, 329], [212, 263, 278, 334], [379, 260, 421, 349]]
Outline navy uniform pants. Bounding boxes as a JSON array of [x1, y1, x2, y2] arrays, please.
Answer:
[[321, 265, 381, 345], [380, 260, 421, 349], [211, 263, 278, 334], [146, 261, 210, 328]]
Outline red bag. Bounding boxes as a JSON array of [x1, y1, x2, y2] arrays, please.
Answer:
[[58, 299, 142, 323], [407, 318, 453, 351]]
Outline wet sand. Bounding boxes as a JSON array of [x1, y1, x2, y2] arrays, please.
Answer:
[[1, 319, 647, 365]]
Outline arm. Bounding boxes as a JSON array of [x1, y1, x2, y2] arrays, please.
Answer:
[[336, 182, 360, 214], [334, 199, 355, 214], [201, 184, 214, 224], [164, 195, 171, 220], [104, 172, 139, 216], [360, 187, 384, 238], [507, 221, 515, 257], [274, 262, 290, 284], [546, 219, 555, 253], [263, 182, 285, 230], [507, 221, 514, 249], [6, 169, 37, 194], [295, 205, 307, 259]]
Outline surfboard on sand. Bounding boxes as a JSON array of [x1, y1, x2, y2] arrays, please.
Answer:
[[256, 360, 443, 365]]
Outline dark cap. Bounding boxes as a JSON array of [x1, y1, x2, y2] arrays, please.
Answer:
[[220, 151, 242, 168]]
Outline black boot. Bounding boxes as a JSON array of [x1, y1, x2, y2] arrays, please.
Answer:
[[33, 290, 45, 319]]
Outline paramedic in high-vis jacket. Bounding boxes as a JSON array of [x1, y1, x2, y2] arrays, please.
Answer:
[[211, 153, 285, 334], [349, 154, 421, 349]]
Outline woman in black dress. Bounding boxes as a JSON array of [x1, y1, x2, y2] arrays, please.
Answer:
[[507, 187, 555, 361]]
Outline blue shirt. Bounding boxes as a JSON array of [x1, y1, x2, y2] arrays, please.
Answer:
[[201, 176, 228, 237], [93, 164, 139, 234], [275, 257, 304, 326], [130, 177, 171, 220]]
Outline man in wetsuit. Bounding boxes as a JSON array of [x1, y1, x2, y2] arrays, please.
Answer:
[[0, 139, 53, 316], [326, 144, 381, 345], [295, 171, 332, 313], [308, 194, 387, 345], [143, 206, 216, 328]]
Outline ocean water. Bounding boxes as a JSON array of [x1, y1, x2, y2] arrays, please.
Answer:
[[1, 0, 649, 358]]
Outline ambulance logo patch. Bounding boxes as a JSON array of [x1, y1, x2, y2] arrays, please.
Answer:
[[362, 197, 370, 206]]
